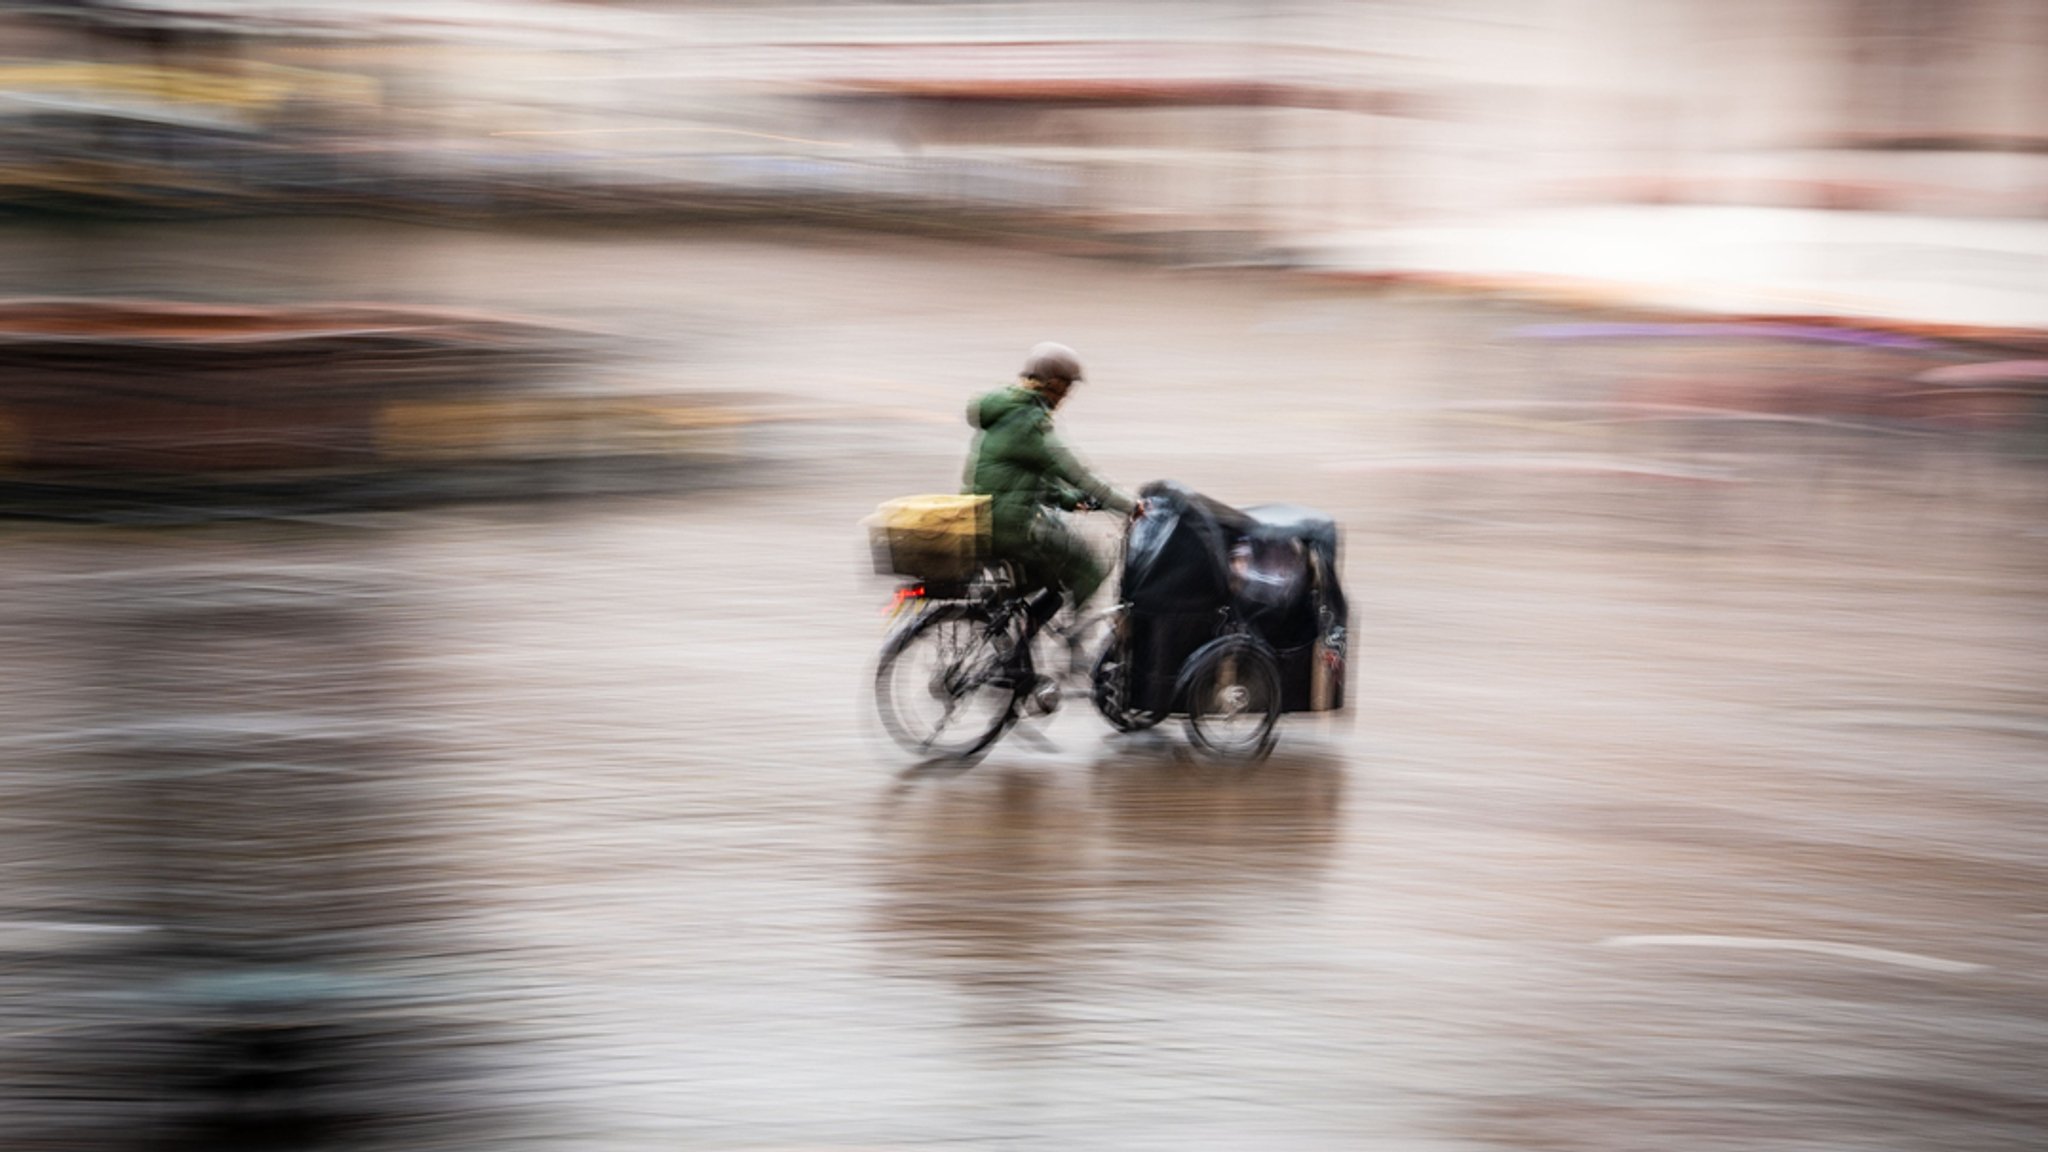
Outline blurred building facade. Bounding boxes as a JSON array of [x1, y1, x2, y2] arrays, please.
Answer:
[[2, 2, 2044, 271]]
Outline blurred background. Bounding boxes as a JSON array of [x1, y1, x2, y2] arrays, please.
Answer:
[[0, 2, 2045, 1151]]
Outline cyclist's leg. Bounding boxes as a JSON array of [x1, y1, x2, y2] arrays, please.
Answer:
[[1029, 513, 1106, 611]]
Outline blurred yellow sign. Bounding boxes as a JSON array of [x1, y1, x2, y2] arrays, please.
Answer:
[[0, 62, 378, 114]]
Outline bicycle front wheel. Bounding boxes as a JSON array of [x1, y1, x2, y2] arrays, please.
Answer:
[[875, 603, 1022, 762], [1180, 635, 1281, 763], [1090, 638, 1163, 732]]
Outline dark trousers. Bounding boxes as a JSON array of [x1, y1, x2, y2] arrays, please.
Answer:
[[995, 510, 1107, 614]]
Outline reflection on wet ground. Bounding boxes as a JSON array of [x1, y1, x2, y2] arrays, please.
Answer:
[[871, 747, 1344, 1020], [0, 547, 509, 1151], [0, 223, 2043, 1150]]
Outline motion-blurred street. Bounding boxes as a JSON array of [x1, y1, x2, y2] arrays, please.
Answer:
[[2, 221, 2044, 1150]]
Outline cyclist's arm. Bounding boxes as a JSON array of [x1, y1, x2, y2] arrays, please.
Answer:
[[1042, 427, 1134, 514]]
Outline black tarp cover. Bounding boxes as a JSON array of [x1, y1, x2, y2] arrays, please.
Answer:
[[1121, 480, 1344, 624], [1117, 481, 1347, 714]]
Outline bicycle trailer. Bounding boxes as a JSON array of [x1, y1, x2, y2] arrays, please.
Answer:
[[1096, 480, 1349, 745]]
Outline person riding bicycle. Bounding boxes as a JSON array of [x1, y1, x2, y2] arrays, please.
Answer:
[[963, 341, 1135, 638]]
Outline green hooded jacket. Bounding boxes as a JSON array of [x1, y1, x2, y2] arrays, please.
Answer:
[[963, 385, 1133, 546]]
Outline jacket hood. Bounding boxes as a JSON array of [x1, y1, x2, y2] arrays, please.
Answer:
[[967, 385, 1042, 430]]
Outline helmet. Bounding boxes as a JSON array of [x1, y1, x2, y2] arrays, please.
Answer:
[[1021, 341, 1083, 386]]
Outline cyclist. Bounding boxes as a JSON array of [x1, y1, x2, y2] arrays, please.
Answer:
[[963, 341, 1136, 642]]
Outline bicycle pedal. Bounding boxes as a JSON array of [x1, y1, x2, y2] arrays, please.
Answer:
[[1022, 677, 1062, 717]]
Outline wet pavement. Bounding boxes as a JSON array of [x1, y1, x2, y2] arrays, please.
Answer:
[[1, 221, 2045, 1150]]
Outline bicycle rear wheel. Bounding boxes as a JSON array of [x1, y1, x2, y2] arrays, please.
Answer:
[[875, 603, 1023, 762]]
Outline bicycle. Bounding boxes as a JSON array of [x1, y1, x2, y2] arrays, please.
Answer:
[[873, 569, 1283, 768], [870, 483, 1332, 769]]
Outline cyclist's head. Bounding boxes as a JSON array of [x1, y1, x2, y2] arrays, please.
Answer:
[[1021, 341, 1083, 406]]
